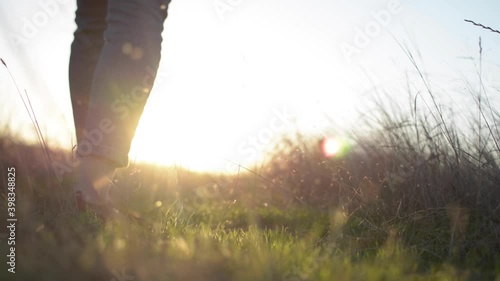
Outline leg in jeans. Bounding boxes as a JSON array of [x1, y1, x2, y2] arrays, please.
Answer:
[[69, 0, 108, 145], [71, 0, 172, 205]]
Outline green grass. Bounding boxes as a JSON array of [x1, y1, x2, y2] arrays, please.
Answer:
[[0, 181, 476, 281], [1, 44, 499, 280], [0, 151, 498, 281]]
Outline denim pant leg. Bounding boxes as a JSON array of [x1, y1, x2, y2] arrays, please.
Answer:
[[69, 0, 108, 144], [76, 0, 172, 167]]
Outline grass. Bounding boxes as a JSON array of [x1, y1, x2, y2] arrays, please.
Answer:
[[1, 107, 499, 281], [1, 45, 500, 280], [0, 161, 479, 281]]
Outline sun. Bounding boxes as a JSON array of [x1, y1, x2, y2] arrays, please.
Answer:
[[321, 137, 341, 158]]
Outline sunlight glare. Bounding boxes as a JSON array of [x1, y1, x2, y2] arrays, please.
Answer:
[[322, 137, 341, 158]]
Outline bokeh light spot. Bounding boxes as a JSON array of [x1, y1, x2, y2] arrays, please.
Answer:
[[122, 42, 133, 55], [114, 238, 126, 250], [322, 137, 341, 158], [131, 47, 144, 60]]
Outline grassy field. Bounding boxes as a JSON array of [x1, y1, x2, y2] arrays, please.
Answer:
[[1, 158, 495, 281], [1, 107, 500, 281], [1, 52, 500, 280]]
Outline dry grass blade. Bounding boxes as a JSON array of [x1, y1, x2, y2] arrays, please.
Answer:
[[464, 19, 500, 36], [1, 58, 65, 197]]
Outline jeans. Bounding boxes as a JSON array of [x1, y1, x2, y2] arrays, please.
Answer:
[[69, 0, 171, 167]]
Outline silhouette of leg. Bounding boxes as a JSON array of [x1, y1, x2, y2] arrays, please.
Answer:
[[69, 0, 108, 144], [72, 0, 172, 210], [77, 0, 171, 167]]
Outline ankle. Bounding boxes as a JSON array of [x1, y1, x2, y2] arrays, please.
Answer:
[[75, 155, 116, 204]]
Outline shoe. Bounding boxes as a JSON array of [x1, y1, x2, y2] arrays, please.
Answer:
[[75, 190, 145, 224], [75, 190, 122, 221], [75, 156, 116, 204]]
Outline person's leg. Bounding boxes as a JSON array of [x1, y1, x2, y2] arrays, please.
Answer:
[[70, 0, 115, 206], [75, 0, 172, 205], [69, 0, 108, 144]]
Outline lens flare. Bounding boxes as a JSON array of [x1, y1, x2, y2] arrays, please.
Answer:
[[322, 137, 341, 157]]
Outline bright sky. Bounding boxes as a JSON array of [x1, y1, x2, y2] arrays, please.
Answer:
[[1, 0, 499, 172]]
